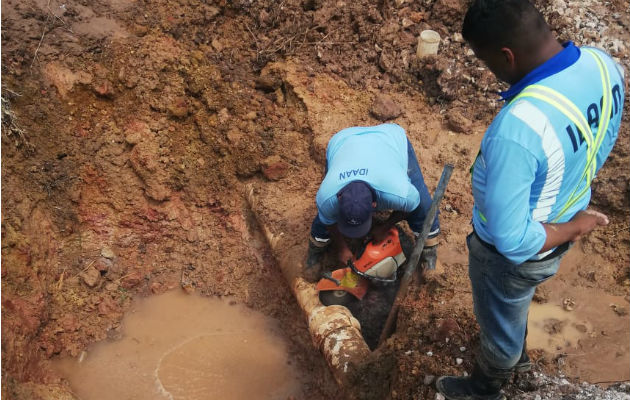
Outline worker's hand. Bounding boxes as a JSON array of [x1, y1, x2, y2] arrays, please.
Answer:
[[421, 245, 438, 270], [570, 209, 609, 241], [337, 244, 354, 264], [370, 223, 391, 244], [417, 234, 439, 270]]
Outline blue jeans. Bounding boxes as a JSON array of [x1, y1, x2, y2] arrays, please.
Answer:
[[467, 232, 565, 372], [310, 139, 439, 240]]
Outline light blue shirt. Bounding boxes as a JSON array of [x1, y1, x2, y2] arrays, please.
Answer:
[[472, 45, 625, 264], [316, 124, 420, 225]]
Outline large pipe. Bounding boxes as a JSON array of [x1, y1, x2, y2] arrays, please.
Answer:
[[244, 185, 371, 391]]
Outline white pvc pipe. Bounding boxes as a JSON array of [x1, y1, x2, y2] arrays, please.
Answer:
[[417, 29, 441, 58]]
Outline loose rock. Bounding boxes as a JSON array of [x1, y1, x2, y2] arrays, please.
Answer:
[[446, 108, 473, 134], [150, 282, 162, 294], [370, 94, 403, 121], [433, 317, 460, 342], [94, 258, 113, 273], [81, 267, 100, 288], [121, 272, 142, 289], [610, 303, 628, 316], [92, 79, 115, 98], [168, 96, 189, 118], [255, 70, 282, 92], [101, 247, 115, 259], [401, 18, 414, 29], [261, 155, 289, 181], [562, 297, 575, 311]]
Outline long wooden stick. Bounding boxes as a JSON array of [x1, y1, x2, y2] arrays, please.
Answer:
[[377, 164, 454, 348]]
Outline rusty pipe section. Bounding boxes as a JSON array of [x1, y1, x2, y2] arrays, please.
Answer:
[[245, 185, 370, 389]]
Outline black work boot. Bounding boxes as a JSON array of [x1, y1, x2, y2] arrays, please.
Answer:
[[303, 237, 329, 282], [513, 350, 532, 373], [435, 362, 509, 400]]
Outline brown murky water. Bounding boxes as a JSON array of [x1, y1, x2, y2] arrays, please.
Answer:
[[53, 290, 302, 400], [528, 303, 591, 353], [527, 247, 630, 383]]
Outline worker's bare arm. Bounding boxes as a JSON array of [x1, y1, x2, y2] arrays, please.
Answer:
[[539, 209, 609, 253]]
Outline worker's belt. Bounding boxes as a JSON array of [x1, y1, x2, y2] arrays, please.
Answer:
[[472, 230, 570, 263]]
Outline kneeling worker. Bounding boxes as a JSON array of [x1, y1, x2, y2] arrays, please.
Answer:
[[304, 123, 440, 282]]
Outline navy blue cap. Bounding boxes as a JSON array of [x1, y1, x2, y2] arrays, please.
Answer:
[[337, 181, 374, 238]]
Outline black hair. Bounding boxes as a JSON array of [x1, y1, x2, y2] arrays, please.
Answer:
[[462, 0, 550, 51]]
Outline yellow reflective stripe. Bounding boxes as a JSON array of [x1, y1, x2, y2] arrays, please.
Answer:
[[526, 85, 598, 188], [513, 89, 596, 213], [511, 87, 594, 222], [516, 84, 593, 139], [477, 50, 612, 225], [582, 50, 610, 191], [555, 49, 613, 221], [585, 49, 612, 169], [509, 50, 612, 223], [513, 87, 593, 147], [477, 209, 487, 223]]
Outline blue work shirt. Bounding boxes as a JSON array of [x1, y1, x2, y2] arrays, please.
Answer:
[[472, 43, 625, 264], [316, 124, 420, 225]]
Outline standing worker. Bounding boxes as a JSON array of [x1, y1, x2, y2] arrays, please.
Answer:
[[303, 123, 440, 282], [436, 1, 625, 399]]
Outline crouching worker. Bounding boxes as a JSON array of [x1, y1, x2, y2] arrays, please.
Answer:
[[303, 123, 440, 282]]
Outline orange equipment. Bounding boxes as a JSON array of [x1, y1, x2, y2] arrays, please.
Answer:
[[316, 228, 406, 301]]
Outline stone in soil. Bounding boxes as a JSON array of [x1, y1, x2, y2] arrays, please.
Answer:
[[446, 109, 473, 134], [370, 94, 403, 121], [121, 272, 143, 289], [101, 247, 115, 259], [94, 258, 113, 273], [92, 79, 115, 98], [168, 96, 189, 118], [433, 317, 460, 342], [260, 155, 289, 181], [81, 267, 100, 288]]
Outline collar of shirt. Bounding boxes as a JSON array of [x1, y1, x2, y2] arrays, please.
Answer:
[[500, 41, 581, 102]]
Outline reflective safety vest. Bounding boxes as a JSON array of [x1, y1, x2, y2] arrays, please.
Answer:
[[473, 48, 613, 224]]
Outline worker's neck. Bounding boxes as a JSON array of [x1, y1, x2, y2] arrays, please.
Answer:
[[515, 38, 564, 82]]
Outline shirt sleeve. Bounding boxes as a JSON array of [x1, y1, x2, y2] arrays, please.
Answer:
[[482, 137, 547, 263], [402, 184, 420, 212], [316, 196, 338, 225], [375, 184, 420, 213]]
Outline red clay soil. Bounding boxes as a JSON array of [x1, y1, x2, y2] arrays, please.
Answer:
[[1, 0, 628, 399]]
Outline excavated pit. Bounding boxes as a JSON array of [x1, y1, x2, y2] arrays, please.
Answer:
[[2, 1, 629, 399]]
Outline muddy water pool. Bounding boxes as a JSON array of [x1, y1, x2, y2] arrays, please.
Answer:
[[53, 290, 302, 400], [527, 247, 630, 383], [528, 303, 591, 353]]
